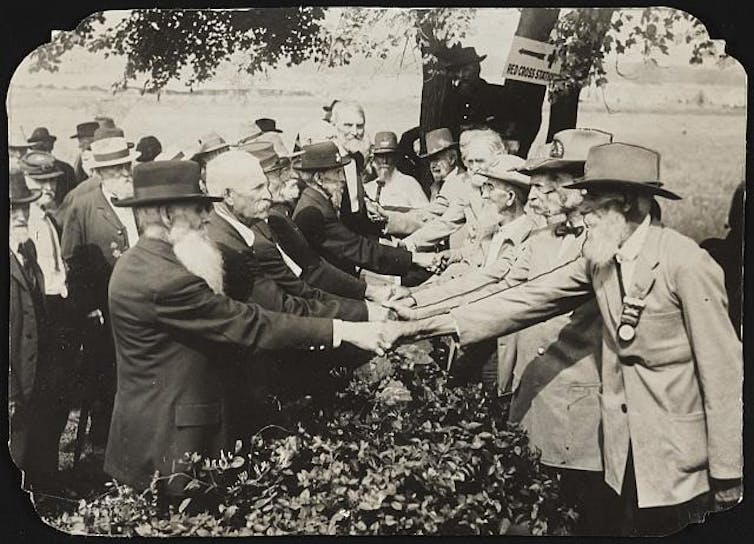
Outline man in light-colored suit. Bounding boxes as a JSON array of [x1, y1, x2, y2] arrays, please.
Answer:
[[390, 142, 743, 536]]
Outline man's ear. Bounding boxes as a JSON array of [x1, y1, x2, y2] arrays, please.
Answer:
[[224, 188, 234, 208]]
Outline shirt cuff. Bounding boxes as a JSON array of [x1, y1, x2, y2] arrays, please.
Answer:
[[332, 319, 343, 348]]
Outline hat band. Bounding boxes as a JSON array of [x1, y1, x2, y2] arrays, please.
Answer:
[[133, 180, 202, 201], [93, 148, 131, 162]]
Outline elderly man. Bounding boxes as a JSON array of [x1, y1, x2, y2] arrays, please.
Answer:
[[70, 121, 99, 183], [104, 160, 391, 497], [205, 149, 374, 321], [364, 131, 428, 209], [402, 128, 505, 252], [391, 142, 743, 536], [27, 127, 78, 202], [61, 135, 140, 454], [292, 142, 437, 284], [190, 131, 231, 188]]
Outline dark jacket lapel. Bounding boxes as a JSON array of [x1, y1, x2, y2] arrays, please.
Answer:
[[94, 188, 126, 233], [206, 210, 247, 253]]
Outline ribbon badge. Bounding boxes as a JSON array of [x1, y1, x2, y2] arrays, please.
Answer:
[[618, 296, 646, 342]]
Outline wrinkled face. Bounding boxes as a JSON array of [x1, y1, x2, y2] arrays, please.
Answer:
[[319, 167, 346, 209], [267, 166, 299, 203], [462, 141, 497, 188], [228, 174, 273, 225], [10, 204, 31, 245], [167, 201, 213, 235], [579, 191, 630, 265], [429, 149, 455, 182], [374, 153, 397, 179], [26, 176, 60, 210], [333, 108, 365, 148], [528, 171, 581, 219], [97, 163, 133, 199], [480, 178, 516, 214]]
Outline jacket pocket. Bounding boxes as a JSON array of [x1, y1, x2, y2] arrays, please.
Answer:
[[175, 403, 222, 427], [565, 384, 603, 468], [668, 411, 708, 473]]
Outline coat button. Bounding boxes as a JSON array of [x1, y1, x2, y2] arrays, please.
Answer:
[[309, 346, 315, 351], [536, 347, 545, 355], [621, 404, 628, 413]]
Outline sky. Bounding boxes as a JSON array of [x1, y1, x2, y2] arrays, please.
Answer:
[[10, 7, 740, 94]]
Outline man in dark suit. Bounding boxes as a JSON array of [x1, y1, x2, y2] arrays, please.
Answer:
[[104, 160, 392, 497], [61, 135, 140, 453], [204, 149, 376, 321], [292, 142, 437, 286], [9, 168, 49, 491], [27, 127, 78, 203]]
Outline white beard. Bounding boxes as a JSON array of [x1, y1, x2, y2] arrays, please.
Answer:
[[169, 224, 225, 295], [582, 208, 630, 266]]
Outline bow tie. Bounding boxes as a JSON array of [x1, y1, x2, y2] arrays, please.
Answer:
[[554, 222, 584, 237]]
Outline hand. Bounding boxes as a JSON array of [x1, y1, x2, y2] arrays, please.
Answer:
[[382, 299, 419, 321], [387, 285, 412, 302], [411, 251, 440, 272], [713, 479, 742, 509], [365, 283, 394, 304], [366, 301, 391, 322], [339, 321, 398, 356]]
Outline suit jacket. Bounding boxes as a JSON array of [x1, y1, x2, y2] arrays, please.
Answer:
[[441, 77, 508, 141], [293, 186, 413, 277], [9, 248, 46, 469], [105, 236, 334, 490], [206, 211, 364, 320], [268, 203, 367, 300], [52, 157, 77, 205], [450, 225, 743, 508], [500, 226, 603, 472], [61, 186, 130, 320]]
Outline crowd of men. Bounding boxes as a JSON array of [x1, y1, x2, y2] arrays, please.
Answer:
[[8, 45, 743, 536]]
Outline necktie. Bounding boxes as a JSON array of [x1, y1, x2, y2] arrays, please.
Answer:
[[17, 241, 39, 292], [554, 222, 585, 237]]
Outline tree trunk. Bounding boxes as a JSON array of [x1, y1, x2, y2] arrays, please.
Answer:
[[546, 8, 615, 140], [500, 8, 561, 158]]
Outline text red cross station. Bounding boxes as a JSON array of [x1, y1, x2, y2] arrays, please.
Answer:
[[503, 35, 562, 86]]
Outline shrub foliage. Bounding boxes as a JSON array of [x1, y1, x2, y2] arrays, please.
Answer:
[[49, 342, 576, 536]]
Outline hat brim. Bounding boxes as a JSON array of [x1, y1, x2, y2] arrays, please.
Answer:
[[292, 156, 352, 171], [191, 143, 231, 160], [373, 147, 400, 155], [520, 158, 585, 175], [565, 179, 681, 200], [9, 143, 34, 149], [418, 143, 457, 159], [112, 194, 224, 208], [27, 171, 64, 180], [480, 171, 531, 189], [10, 188, 43, 204], [437, 54, 487, 69], [28, 136, 56, 144], [90, 150, 141, 169]]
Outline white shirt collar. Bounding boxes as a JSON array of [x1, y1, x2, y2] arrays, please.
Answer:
[[616, 214, 651, 264], [214, 204, 256, 247]]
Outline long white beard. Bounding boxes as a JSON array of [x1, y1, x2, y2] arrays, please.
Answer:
[[582, 209, 630, 266], [169, 225, 225, 295]]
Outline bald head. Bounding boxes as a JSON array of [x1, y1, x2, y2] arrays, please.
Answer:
[[205, 150, 272, 225]]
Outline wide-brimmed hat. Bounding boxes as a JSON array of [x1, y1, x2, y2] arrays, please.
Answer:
[[245, 131, 304, 160], [479, 154, 530, 189], [240, 141, 289, 173], [9, 167, 42, 204], [373, 131, 400, 155], [293, 141, 351, 171], [70, 121, 99, 140], [95, 115, 116, 128], [27, 126, 57, 145], [135, 135, 163, 162], [566, 143, 681, 200], [20, 150, 63, 180], [90, 136, 140, 168], [522, 129, 614, 174], [435, 44, 487, 69], [191, 131, 230, 160], [255, 118, 283, 134], [112, 160, 223, 208], [418, 128, 456, 159], [93, 126, 135, 150]]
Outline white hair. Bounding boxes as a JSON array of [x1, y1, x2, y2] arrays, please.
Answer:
[[459, 128, 505, 154], [330, 100, 365, 124], [205, 149, 266, 196]]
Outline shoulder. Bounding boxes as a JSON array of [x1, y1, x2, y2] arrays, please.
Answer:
[[295, 205, 326, 228]]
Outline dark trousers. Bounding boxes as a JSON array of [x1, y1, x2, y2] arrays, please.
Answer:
[[603, 446, 711, 536], [548, 467, 616, 536], [79, 318, 116, 449], [23, 295, 78, 488], [451, 338, 498, 391]]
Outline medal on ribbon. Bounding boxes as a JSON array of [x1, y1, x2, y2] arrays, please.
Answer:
[[618, 296, 646, 343]]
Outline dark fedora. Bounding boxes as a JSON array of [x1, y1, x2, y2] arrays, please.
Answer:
[[27, 127, 57, 145], [240, 141, 287, 173], [566, 142, 681, 200], [255, 118, 283, 134], [135, 135, 163, 163], [112, 160, 223, 208], [373, 132, 400, 155], [293, 141, 351, 171], [418, 128, 456, 159], [70, 121, 99, 140], [521, 128, 613, 174], [95, 115, 116, 128], [20, 150, 63, 180], [9, 167, 42, 204], [435, 44, 487, 69]]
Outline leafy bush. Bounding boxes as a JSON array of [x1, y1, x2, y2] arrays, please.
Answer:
[[49, 341, 576, 536]]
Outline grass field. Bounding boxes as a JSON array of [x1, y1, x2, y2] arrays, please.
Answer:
[[7, 86, 746, 243]]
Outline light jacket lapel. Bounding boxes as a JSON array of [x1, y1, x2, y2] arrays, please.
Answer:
[[626, 224, 661, 299], [595, 260, 623, 328]]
